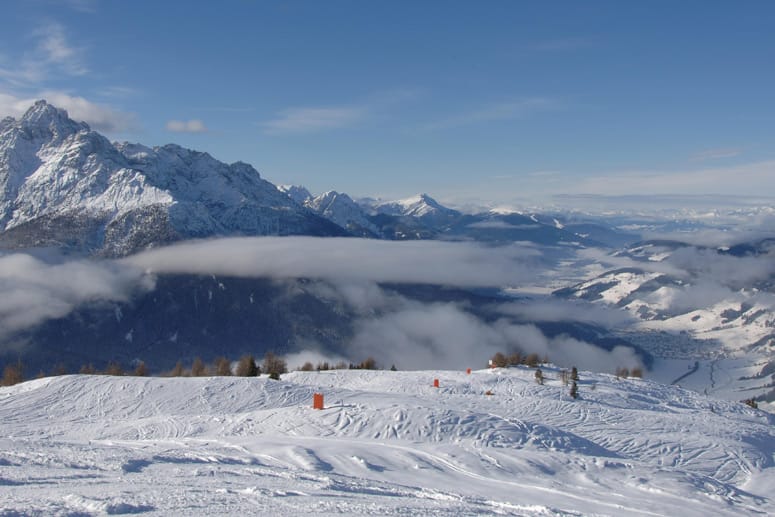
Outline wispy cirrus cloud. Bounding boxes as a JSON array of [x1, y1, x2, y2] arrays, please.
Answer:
[[690, 147, 743, 161], [422, 97, 558, 131], [261, 89, 421, 135], [262, 105, 366, 135], [166, 119, 208, 133], [0, 22, 87, 86]]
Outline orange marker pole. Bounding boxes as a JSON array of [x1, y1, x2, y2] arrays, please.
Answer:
[[313, 393, 324, 409], [433, 378, 439, 388]]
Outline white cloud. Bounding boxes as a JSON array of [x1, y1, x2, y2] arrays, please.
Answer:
[[41, 91, 136, 132], [166, 119, 208, 133], [262, 106, 366, 135], [0, 239, 646, 374], [0, 91, 136, 132], [0, 92, 35, 118], [123, 237, 541, 288], [349, 303, 642, 372], [0, 253, 152, 340]]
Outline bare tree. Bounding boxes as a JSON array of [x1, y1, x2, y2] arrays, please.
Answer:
[[133, 361, 148, 377], [214, 357, 232, 376], [491, 352, 508, 368], [191, 357, 207, 376], [236, 354, 260, 377], [1, 360, 24, 386], [104, 361, 124, 376], [263, 352, 287, 380]]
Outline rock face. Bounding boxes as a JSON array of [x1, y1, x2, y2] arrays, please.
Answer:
[[0, 100, 346, 256]]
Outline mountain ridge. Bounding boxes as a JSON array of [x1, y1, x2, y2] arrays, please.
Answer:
[[0, 100, 346, 256]]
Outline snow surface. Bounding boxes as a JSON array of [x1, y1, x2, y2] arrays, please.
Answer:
[[1, 368, 773, 516]]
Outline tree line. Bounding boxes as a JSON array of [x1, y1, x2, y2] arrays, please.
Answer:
[[1, 354, 384, 387]]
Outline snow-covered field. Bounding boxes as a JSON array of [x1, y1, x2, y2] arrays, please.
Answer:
[[1, 367, 773, 516]]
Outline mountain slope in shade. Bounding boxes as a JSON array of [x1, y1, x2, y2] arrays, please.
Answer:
[[0, 101, 346, 256]]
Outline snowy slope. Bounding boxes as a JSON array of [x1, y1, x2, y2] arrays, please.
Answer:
[[1, 368, 773, 515], [553, 240, 775, 405]]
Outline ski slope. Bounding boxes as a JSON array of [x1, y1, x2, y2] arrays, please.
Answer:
[[1, 367, 773, 515]]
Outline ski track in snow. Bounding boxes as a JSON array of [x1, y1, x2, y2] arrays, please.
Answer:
[[1, 368, 774, 516]]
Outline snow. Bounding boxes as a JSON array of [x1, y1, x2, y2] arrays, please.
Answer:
[[1, 368, 773, 515]]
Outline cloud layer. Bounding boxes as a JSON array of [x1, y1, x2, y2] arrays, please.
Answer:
[[0, 237, 653, 373], [124, 237, 541, 287], [0, 253, 151, 342]]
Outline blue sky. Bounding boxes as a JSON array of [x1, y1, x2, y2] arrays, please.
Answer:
[[1, 0, 774, 207]]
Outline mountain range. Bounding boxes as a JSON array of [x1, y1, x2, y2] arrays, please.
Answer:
[[1, 101, 773, 411], [0, 101, 345, 257]]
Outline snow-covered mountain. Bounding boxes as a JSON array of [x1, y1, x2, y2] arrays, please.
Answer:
[[0, 101, 345, 256], [1, 368, 773, 515], [366, 193, 461, 225], [554, 240, 775, 404], [277, 184, 312, 205], [303, 190, 379, 237]]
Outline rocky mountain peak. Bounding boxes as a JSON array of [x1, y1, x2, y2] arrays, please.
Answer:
[[17, 100, 88, 143]]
